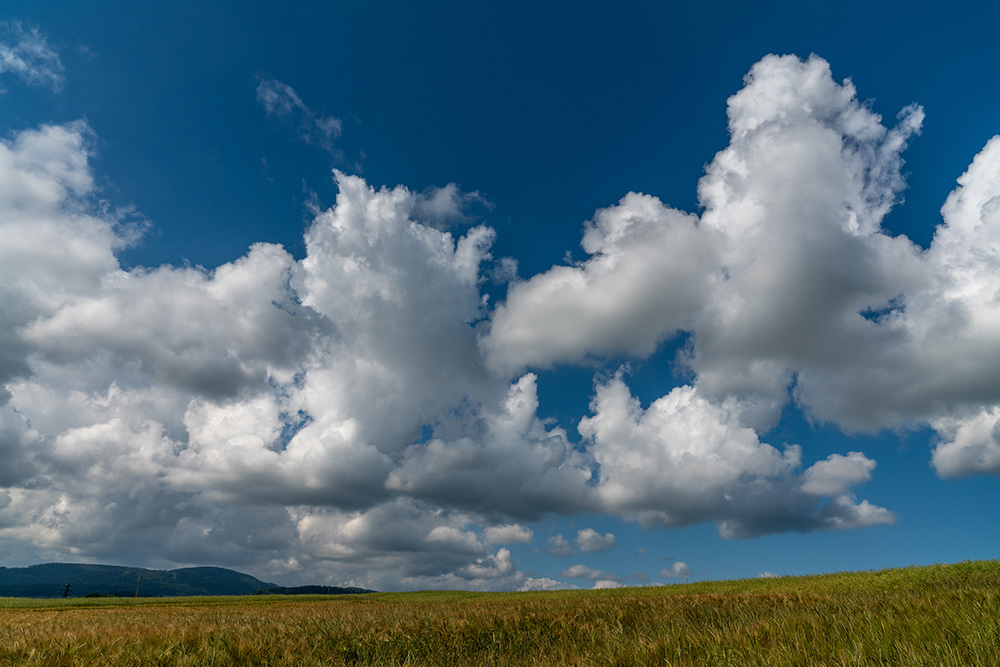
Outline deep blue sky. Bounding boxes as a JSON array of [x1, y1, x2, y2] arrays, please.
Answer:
[[11, 0, 997, 267], [2, 1, 1000, 589]]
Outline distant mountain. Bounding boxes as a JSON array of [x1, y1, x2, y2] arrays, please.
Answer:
[[0, 563, 276, 598], [251, 585, 375, 595]]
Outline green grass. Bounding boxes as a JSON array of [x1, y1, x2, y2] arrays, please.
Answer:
[[1, 560, 999, 665]]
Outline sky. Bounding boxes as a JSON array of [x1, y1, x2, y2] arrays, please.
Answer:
[[1, 0, 1000, 592]]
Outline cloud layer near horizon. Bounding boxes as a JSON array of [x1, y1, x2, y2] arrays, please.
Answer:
[[3, 53, 1000, 589]]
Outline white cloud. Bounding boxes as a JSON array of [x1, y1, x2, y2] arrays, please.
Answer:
[[575, 528, 616, 553], [579, 374, 893, 537], [386, 373, 593, 519], [288, 500, 531, 591], [9, 51, 1000, 589], [559, 564, 607, 580], [0, 22, 64, 92], [546, 534, 572, 556], [592, 579, 621, 589], [485, 54, 1000, 488], [457, 548, 517, 580], [481, 192, 712, 374], [688, 56, 925, 430], [26, 242, 314, 401], [0, 121, 124, 406], [686, 55, 1000, 448], [931, 408, 1000, 477], [660, 562, 692, 579], [485, 524, 534, 544], [0, 130, 532, 586], [518, 577, 578, 591], [426, 525, 484, 553], [758, 571, 779, 579], [477, 53, 932, 544], [799, 452, 877, 496]]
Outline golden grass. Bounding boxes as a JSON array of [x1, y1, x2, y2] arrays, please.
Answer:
[[2, 560, 999, 665]]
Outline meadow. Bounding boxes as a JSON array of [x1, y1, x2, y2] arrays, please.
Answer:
[[1, 560, 998, 665]]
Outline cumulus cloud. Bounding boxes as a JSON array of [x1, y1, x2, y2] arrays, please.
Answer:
[[559, 564, 608, 580], [799, 452, 877, 496], [487, 55, 1000, 478], [660, 561, 693, 579], [545, 534, 572, 556], [0, 130, 534, 586], [386, 373, 592, 519], [0, 22, 64, 92], [0, 120, 139, 413], [257, 78, 343, 154], [290, 499, 529, 591], [7, 51, 1000, 589], [481, 192, 712, 374], [575, 528, 616, 553], [699, 58, 1000, 471], [518, 577, 578, 591], [485, 524, 534, 544], [680, 55, 1000, 450], [579, 374, 893, 537], [931, 408, 1000, 477]]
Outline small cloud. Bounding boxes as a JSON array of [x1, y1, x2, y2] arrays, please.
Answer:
[[559, 564, 606, 580], [659, 562, 693, 579], [457, 548, 515, 580], [490, 256, 519, 284], [592, 579, 621, 590], [425, 526, 483, 553], [575, 528, 616, 553], [517, 577, 578, 591], [758, 571, 779, 579], [413, 183, 492, 229], [800, 452, 876, 496], [0, 22, 64, 92], [546, 534, 572, 556], [257, 78, 342, 155], [484, 524, 533, 544]]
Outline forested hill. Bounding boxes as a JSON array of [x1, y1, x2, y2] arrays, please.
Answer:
[[251, 585, 375, 595], [0, 563, 276, 598]]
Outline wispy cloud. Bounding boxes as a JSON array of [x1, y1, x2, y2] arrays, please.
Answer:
[[257, 78, 342, 155], [0, 22, 64, 92]]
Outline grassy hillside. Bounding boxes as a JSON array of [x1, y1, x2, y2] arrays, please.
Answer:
[[2, 560, 999, 665]]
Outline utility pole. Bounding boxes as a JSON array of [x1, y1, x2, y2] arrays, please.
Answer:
[[134, 574, 142, 598], [61, 583, 70, 598]]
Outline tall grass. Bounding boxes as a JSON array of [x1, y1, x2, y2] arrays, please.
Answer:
[[1, 560, 998, 665]]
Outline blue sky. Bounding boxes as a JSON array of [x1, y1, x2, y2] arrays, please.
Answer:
[[1, 1, 1000, 590]]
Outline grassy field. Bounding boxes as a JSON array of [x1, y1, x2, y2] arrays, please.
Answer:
[[2, 560, 999, 665]]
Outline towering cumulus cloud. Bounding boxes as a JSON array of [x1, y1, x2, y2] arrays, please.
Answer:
[[3, 53, 1000, 589]]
